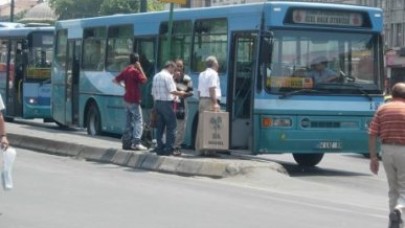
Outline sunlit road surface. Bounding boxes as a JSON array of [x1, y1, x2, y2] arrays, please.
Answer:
[[0, 149, 387, 228]]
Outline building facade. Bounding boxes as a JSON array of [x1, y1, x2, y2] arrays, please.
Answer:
[[0, 0, 38, 21]]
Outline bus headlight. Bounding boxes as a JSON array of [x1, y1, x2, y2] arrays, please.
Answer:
[[262, 117, 292, 128], [273, 118, 292, 127], [28, 98, 37, 104]]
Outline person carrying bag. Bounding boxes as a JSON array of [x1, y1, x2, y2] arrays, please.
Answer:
[[2, 147, 16, 190], [0, 93, 12, 190]]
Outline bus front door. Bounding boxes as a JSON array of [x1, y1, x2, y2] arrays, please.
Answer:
[[65, 40, 80, 126], [228, 32, 256, 150], [6, 40, 24, 119]]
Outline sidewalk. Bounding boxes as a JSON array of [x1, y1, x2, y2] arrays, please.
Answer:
[[6, 119, 286, 178]]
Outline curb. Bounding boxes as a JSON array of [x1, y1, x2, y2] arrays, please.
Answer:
[[8, 133, 287, 178]]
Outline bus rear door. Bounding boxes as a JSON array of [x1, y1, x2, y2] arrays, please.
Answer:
[[5, 40, 24, 119], [64, 40, 81, 126]]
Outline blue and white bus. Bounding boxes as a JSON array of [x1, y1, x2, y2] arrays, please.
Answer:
[[52, 2, 384, 166], [0, 25, 54, 121]]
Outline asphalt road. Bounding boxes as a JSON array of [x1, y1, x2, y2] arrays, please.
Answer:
[[0, 148, 388, 228]]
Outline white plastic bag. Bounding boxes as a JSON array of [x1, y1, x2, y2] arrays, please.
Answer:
[[2, 147, 16, 190]]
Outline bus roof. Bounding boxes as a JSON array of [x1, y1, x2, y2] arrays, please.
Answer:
[[0, 26, 54, 38], [56, 1, 382, 22], [0, 22, 24, 28], [55, 1, 383, 36]]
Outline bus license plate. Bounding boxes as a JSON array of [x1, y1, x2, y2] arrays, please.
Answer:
[[317, 141, 341, 149]]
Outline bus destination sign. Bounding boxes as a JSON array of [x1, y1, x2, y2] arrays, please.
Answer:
[[292, 9, 363, 27]]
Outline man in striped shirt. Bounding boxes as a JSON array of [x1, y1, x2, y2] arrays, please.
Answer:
[[369, 82, 405, 228]]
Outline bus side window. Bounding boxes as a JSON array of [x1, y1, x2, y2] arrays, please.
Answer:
[[191, 19, 228, 73], [135, 37, 156, 109], [55, 30, 67, 68], [82, 27, 106, 71], [106, 25, 133, 72], [158, 20, 192, 69]]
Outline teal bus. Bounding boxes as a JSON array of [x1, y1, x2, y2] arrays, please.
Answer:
[[52, 2, 384, 166], [0, 25, 54, 121]]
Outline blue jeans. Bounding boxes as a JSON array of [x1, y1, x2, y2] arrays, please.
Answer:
[[155, 100, 177, 154], [124, 102, 143, 145]]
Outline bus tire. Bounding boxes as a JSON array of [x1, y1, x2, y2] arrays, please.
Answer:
[[292, 153, 324, 167], [363, 153, 381, 160], [86, 104, 101, 136], [4, 117, 14, 122], [55, 121, 68, 129]]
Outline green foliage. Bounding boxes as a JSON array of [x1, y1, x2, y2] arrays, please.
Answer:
[[148, 0, 165, 12], [14, 10, 27, 22], [99, 0, 139, 15], [49, 0, 166, 20], [49, 0, 106, 19]]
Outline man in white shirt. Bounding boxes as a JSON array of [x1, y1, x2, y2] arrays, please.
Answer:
[[195, 56, 221, 155], [151, 61, 185, 156], [0, 95, 9, 150]]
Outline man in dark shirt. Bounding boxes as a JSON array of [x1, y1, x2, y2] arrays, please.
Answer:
[[113, 52, 148, 150]]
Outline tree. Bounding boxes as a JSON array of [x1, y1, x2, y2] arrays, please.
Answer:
[[148, 0, 165, 12], [49, 0, 104, 19], [49, 0, 165, 20], [99, 0, 139, 15]]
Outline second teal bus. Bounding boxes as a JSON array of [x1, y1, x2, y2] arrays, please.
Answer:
[[0, 25, 54, 121]]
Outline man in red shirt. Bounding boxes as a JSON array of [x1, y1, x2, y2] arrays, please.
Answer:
[[113, 53, 148, 150], [369, 82, 405, 228]]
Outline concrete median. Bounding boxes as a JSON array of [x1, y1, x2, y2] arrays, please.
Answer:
[[7, 130, 287, 178]]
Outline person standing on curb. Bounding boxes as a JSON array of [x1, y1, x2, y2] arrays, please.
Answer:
[[151, 61, 185, 156], [369, 82, 405, 228], [0, 94, 9, 150], [112, 52, 148, 151], [173, 59, 193, 156], [195, 56, 221, 156]]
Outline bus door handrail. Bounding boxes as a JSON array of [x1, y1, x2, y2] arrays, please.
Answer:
[[18, 79, 22, 103]]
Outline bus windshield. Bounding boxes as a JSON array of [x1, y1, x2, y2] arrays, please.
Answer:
[[264, 29, 381, 94], [27, 32, 53, 81]]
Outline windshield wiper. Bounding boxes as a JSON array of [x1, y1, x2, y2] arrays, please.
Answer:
[[279, 89, 329, 99], [315, 83, 373, 101]]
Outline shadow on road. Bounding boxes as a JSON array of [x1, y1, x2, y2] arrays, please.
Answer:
[[228, 153, 370, 178], [10, 118, 122, 140], [280, 162, 370, 177]]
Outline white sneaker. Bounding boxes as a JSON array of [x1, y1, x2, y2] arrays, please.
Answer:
[[131, 144, 148, 151]]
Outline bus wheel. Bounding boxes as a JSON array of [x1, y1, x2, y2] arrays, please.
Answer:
[[86, 104, 101, 136], [362, 153, 381, 160], [191, 115, 199, 149], [292, 153, 324, 167], [55, 121, 67, 128], [4, 117, 14, 122]]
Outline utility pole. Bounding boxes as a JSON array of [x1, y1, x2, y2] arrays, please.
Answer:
[[160, 0, 186, 59], [167, 3, 174, 59], [140, 0, 147, 12], [10, 0, 15, 22]]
